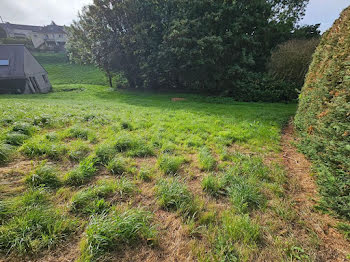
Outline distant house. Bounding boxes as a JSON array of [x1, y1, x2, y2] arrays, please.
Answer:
[[0, 21, 67, 51], [0, 44, 52, 94]]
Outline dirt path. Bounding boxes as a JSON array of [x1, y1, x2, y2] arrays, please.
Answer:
[[282, 122, 350, 262]]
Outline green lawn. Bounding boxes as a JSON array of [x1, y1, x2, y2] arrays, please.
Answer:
[[0, 53, 320, 262]]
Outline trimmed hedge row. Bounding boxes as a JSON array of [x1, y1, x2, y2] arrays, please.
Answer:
[[294, 6, 350, 219]]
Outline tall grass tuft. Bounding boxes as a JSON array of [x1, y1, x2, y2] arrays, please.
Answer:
[[79, 209, 156, 261], [157, 154, 184, 175], [25, 162, 61, 189], [64, 156, 97, 186], [198, 147, 216, 171], [156, 178, 199, 219]]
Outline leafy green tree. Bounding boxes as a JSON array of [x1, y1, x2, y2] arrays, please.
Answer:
[[67, 0, 311, 97]]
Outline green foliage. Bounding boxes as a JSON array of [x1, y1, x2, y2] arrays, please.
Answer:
[[137, 168, 153, 182], [68, 140, 90, 162], [198, 147, 216, 171], [66, 126, 90, 140], [0, 143, 13, 165], [158, 154, 184, 175], [79, 209, 156, 261], [214, 213, 260, 261], [114, 133, 154, 157], [64, 156, 97, 186], [268, 38, 320, 88], [25, 163, 61, 189], [156, 178, 198, 219], [95, 143, 116, 165], [67, 0, 311, 101], [5, 132, 29, 146], [202, 174, 226, 197], [294, 7, 350, 219], [106, 156, 129, 175], [336, 223, 350, 241], [0, 190, 77, 255], [227, 176, 266, 213], [21, 137, 67, 160]]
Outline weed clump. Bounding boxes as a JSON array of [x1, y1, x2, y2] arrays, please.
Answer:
[[70, 178, 135, 215], [21, 137, 67, 160], [25, 163, 61, 189], [64, 156, 97, 186], [79, 209, 156, 261], [68, 140, 90, 162], [5, 133, 28, 146], [66, 126, 90, 140], [215, 213, 260, 260], [12, 122, 36, 136], [0, 143, 13, 165], [0, 190, 77, 255], [198, 147, 216, 171], [202, 167, 266, 213], [114, 133, 154, 157], [95, 143, 116, 165], [156, 178, 198, 219], [137, 168, 153, 182], [106, 156, 129, 175], [158, 154, 184, 175]]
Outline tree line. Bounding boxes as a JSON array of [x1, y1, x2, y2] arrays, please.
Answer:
[[67, 0, 319, 101]]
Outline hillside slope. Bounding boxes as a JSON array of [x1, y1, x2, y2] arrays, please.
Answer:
[[294, 6, 350, 219]]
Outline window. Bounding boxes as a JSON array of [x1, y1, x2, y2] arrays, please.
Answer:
[[0, 60, 9, 66]]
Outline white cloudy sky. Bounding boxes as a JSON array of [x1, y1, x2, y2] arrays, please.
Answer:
[[0, 0, 349, 32]]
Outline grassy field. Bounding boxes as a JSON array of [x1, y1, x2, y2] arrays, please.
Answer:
[[0, 53, 325, 261]]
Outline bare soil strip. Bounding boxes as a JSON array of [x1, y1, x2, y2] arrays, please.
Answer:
[[282, 122, 350, 262]]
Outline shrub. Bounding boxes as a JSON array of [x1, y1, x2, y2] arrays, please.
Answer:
[[198, 147, 216, 171], [79, 209, 156, 261], [5, 133, 28, 146], [156, 178, 198, 219], [268, 38, 319, 87], [25, 163, 61, 189], [106, 157, 128, 175], [294, 7, 350, 219], [64, 157, 97, 186], [0, 143, 13, 165], [157, 154, 184, 175]]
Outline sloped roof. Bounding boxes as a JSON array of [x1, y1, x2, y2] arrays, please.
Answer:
[[38, 24, 66, 34], [0, 45, 25, 79], [0, 22, 66, 34], [0, 44, 47, 80], [0, 23, 42, 32]]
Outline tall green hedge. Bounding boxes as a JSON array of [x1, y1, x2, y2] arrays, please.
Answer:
[[294, 6, 350, 219]]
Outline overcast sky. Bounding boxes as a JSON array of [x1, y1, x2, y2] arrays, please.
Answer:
[[0, 0, 349, 32]]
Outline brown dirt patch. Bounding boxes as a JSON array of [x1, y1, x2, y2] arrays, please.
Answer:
[[282, 122, 350, 262]]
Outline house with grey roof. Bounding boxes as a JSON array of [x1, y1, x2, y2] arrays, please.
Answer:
[[0, 44, 52, 94], [0, 21, 67, 51]]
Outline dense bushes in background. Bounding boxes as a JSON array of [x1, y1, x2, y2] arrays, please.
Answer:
[[294, 7, 350, 219], [268, 38, 320, 88], [67, 0, 318, 102]]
